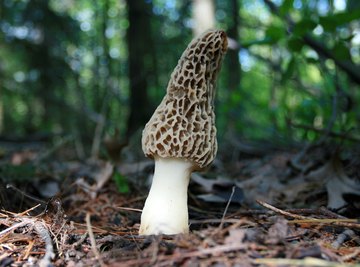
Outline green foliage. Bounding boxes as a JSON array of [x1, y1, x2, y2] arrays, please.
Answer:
[[293, 18, 317, 37], [319, 10, 360, 31], [0, 0, 359, 150], [234, 0, 360, 143], [113, 171, 129, 194], [265, 23, 286, 43]]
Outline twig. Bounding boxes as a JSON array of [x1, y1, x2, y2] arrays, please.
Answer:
[[288, 218, 360, 229], [6, 185, 46, 204], [256, 200, 313, 220], [116, 206, 142, 213], [0, 217, 56, 266], [86, 213, 105, 267], [0, 219, 32, 237], [318, 207, 348, 219], [52, 220, 67, 254], [229, 207, 336, 217], [34, 220, 55, 267], [341, 248, 360, 262], [117, 243, 247, 267], [190, 218, 243, 225], [290, 219, 357, 224], [254, 257, 360, 267], [18, 204, 43, 216], [71, 221, 120, 235], [23, 240, 34, 260], [257, 200, 360, 229], [219, 186, 236, 230]]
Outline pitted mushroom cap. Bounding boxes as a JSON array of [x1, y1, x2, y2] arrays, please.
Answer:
[[142, 29, 227, 170]]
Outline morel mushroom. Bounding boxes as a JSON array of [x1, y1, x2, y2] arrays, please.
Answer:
[[139, 29, 228, 235]]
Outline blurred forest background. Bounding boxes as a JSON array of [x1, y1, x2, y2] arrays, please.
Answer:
[[1, 0, 360, 160]]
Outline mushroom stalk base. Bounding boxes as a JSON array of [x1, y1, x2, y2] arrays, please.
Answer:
[[139, 157, 193, 235]]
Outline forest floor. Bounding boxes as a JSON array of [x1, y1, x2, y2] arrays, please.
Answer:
[[0, 138, 359, 267]]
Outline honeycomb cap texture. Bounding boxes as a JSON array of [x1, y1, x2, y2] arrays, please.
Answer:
[[142, 29, 227, 170]]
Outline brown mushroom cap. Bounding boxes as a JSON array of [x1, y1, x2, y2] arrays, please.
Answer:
[[142, 30, 228, 170]]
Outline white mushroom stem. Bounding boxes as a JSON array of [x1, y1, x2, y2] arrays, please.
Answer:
[[139, 157, 194, 235]]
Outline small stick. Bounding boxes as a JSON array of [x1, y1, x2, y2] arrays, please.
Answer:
[[19, 204, 42, 216], [290, 219, 357, 224], [254, 257, 360, 267], [86, 213, 105, 267], [34, 221, 54, 267], [229, 207, 349, 217], [0, 220, 31, 237], [116, 206, 142, 213], [190, 218, 242, 225], [318, 207, 347, 219], [219, 186, 236, 230], [341, 248, 360, 262], [256, 200, 314, 220], [6, 184, 46, 204], [23, 240, 35, 260], [257, 200, 360, 229], [0, 203, 42, 217]]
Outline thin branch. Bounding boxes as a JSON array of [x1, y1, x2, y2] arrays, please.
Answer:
[[34, 220, 55, 267], [262, 0, 360, 85], [303, 35, 360, 85], [85, 213, 105, 267], [6, 185, 46, 204], [0, 220, 31, 237], [219, 186, 236, 230], [256, 200, 311, 220], [257, 200, 360, 230], [116, 206, 142, 213], [254, 257, 360, 267]]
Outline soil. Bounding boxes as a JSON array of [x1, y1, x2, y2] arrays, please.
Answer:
[[0, 140, 359, 267]]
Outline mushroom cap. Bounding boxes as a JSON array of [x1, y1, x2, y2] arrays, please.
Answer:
[[142, 29, 228, 170]]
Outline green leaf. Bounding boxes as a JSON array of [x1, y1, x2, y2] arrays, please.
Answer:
[[282, 56, 296, 83], [293, 18, 317, 37], [113, 171, 129, 194], [320, 10, 360, 32], [218, 21, 286, 48], [265, 24, 286, 43], [279, 0, 294, 16], [241, 37, 276, 48], [305, 57, 318, 64], [287, 37, 304, 52], [332, 41, 351, 60]]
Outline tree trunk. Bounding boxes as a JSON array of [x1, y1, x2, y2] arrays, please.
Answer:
[[125, 0, 153, 137], [91, 0, 112, 158], [192, 0, 215, 37], [226, 0, 241, 90]]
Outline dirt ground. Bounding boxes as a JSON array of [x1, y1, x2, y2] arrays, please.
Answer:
[[0, 140, 359, 267]]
